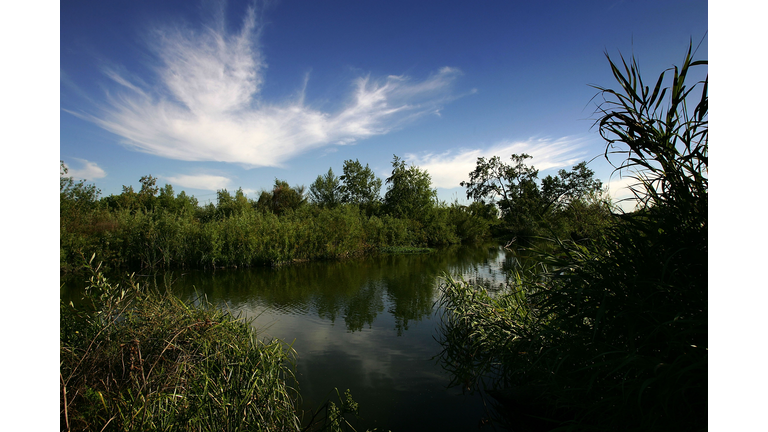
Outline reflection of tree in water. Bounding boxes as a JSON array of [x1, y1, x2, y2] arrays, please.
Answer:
[[341, 280, 385, 332], [152, 243, 511, 334], [379, 253, 447, 336]]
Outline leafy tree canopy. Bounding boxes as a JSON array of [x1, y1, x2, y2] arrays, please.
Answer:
[[383, 155, 437, 220], [340, 159, 382, 208], [541, 162, 603, 212], [257, 179, 307, 216], [461, 154, 607, 238], [309, 168, 342, 208], [60, 161, 101, 215], [216, 187, 251, 218]]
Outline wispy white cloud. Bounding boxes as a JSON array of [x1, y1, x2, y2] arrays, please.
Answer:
[[72, 3, 461, 167], [61, 70, 98, 104], [65, 158, 107, 180], [101, 67, 150, 98], [606, 176, 636, 202], [605, 172, 662, 212], [239, 188, 261, 198], [162, 174, 231, 191], [405, 137, 589, 189]]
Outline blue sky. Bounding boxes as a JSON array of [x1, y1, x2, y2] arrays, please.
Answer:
[[9, 2, 768, 428], [59, 0, 708, 209]]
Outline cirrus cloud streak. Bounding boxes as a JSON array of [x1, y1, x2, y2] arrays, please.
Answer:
[[69, 3, 461, 168], [405, 137, 590, 189]]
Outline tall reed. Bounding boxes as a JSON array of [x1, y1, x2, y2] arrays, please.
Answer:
[[437, 44, 707, 431], [60, 260, 301, 431], [62, 202, 465, 273]]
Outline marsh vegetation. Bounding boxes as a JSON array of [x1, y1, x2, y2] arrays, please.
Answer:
[[437, 45, 707, 431], [61, 45, 706, 431]]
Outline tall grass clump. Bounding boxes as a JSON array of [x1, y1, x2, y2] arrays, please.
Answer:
[[437, 44, 707, 431], [60, 258, 301, 431]]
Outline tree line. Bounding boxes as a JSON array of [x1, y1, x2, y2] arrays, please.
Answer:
[[61, 151, 610, 272]]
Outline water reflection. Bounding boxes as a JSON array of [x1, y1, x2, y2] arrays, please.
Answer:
[[133, 244, 510, 336], [61, 243, 514, 431]]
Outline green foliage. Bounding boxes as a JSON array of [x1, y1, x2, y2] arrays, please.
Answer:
[[60, 161, 102, 215], [592, 44, 707, 214], [383, 155, 437, 221], [302, 388, 363, 432], [256, 179, 308, 216], [216, 188, 251, 219], [61, 157, 488, 274], [438, 45, 707, 431], [60, 162, 104, 271], [309, 168, 343, 208], [60, 261, 301, 431], [339, 159, 382, 212], [418, 205, 461, 245], [445, 201, 497, 243], [461, 154, 609, 240], [541, 162, 603, 212], [362, 214, 411, 247], [546, 190, 613, 241], [462, 153, 539, 208]]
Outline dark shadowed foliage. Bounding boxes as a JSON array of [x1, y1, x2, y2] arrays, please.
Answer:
[[438, 44, 707, 431], [257, 179, 308, 216]]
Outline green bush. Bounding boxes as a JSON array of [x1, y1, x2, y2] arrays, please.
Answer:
[[437, 45, 707, 431], [60, 261, 301, 431], [60, 166, 493, 274]]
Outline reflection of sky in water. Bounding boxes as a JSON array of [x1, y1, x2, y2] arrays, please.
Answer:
[[62, 244, 511, 430], [226, 247, 510, 430], [458, 253, 514, 291], [237, 295, 486, 431]]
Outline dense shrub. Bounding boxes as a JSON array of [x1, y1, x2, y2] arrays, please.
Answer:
[[437, 45, 707, 431], [60, 263, 301, 431]]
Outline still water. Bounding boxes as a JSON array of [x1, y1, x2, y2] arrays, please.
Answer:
[[63, 244, 517, 431]]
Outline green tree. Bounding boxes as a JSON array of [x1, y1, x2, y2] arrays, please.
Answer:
[[383, 155, 436, 220], [138, 175, 158, 198], [60, 161, 102, 269], [137, 175, 159, 210], [462, 154, 607, 238], [60, 161, 101, 216], [256, 179, 307, 216], [157, 183, 176, 211], [101, 185, 137, 212], [309, 168, 342, 208], [461, 154, 541, 235], [155, 184, 199, 215], [102, 175, 160, 213], [447, 201, 499, 243], [175, 191, 199, 214], [340, 159, 382, 211], [217, 187, 251, 218], [438, 44, 707, 432], [541, 162, 604, 212], [461, 154, 538, 207]]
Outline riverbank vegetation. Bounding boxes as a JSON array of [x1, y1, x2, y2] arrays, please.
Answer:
[[461, 155, 611, 242], [61, 156, 487, 273], [60, 260, 302, 431], [62, 145, 608, 274], [58, 41, 686, 432], [437, 45, 707, 431], [61, 260, 367, 431]]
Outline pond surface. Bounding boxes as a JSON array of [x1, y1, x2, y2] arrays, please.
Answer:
[[62, 244, 517, 431]]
